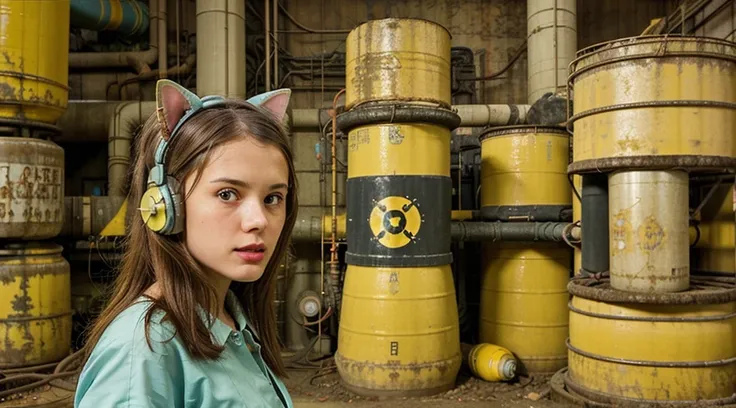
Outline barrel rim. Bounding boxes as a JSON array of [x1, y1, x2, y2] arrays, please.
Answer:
[[479, 125, 569, 141], [348, 17, 453, 40], [568, 155, 736, 175], [569, 34, 736, 80], [562, 368, 736, 407], [568, 277, 736, 304], [0, 242, 64, 257]]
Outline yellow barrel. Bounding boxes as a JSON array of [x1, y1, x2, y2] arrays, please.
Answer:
[[345, 18, 452, 110], [479, 126, 571, 222], [0, 242, 72, 367], [568, 36, 736, 172], [337, 265, 461, 396], [466, 343, 517, 382], [0, 0, 70, 125], [572, 175, 582, 275], [567, 278, 736, 404], [479, 243, 570, 374], [694, 182, 735, 275], [337, 115, 460, 395], [608, 170, 690, 293], [0, 137, 65, 240]]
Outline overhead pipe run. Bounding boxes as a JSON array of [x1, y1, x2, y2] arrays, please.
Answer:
[[70, 0, 149, 38], [69, 0, 165, 73]]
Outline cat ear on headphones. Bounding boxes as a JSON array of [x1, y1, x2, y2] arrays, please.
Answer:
[[247, 89, 291, 123], [155, 79, 202, 140]]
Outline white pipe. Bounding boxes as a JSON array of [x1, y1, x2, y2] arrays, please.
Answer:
[[196, 0, 247, 98], [108, 102, 157, 196], [527, 0, 577, 104]]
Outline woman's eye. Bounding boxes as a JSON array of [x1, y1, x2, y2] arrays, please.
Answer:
[[218, 190, 238, 202], [265, 194, 284, 206]]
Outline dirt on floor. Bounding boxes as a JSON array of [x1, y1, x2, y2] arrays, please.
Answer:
[[285, 359, 567, 408]]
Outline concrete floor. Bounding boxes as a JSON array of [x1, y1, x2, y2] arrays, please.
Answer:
[[0, 362, 566, 408]]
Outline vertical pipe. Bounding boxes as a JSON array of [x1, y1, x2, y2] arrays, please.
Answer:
[[580, 174, 609, 276], [265, 0, 271, 91], [526, 0, 577, 103], [273, 0, 279, 87], [196, 0, 246, 97], [158, 0, 167, 78]]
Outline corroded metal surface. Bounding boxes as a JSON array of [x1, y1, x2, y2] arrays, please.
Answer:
[[336, 265, 461, 395], [479, 126, 571, 218], [336, 104, 460, 133], [0, 242, 72, 368], [608, 170, 690, 293], [479, 243, 570, 374], [0, 0, 70, 125], [568, 277, 736, 305], [345, 18, 452, 109], [568, 155, 736, 174], [568, 35, 736, 170], [0, 137, 64, 239], [567, 277, 736, 403]]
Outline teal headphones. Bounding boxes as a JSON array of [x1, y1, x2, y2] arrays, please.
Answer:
[[139, 80, 226, 235], [139, 79, 290, 235]]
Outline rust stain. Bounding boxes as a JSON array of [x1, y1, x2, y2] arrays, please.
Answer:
[[0, 83, 17, 100], [637, 215, 665, 252], [1, 51, 13, 66], [611, 209, 633, 255]]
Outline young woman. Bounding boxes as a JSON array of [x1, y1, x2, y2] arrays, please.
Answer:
[[74, 79, 298, 408]]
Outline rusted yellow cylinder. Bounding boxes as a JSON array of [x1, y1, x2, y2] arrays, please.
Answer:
[[337, 118, 459, 395], [608, 170, 690, 293], [336, 265, 461, 396], [479, 126, 571, 221], [0, 137, 65, 240], [466, 343, 517, 382], [479, 243, 570, 374], [567, 278, 736, 404], [0, 0, 70, 125], [695, 182, 735, 275], [345, 18, 452, 110], [569, 36, 735, 168], [0, 242, 72, 367]]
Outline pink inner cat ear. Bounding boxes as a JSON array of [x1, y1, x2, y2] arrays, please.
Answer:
[[249, 89, 291, 122], [157, 81, 193, 137]]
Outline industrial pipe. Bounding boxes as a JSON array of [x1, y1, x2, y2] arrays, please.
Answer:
[[580, 174, 609, 276], [527, 0, 577, 103], [453, 104, 530, 127], [108, 102, 157, 196], [451, 221, 577, 242], [70, 0, 149, 38], [196, 0, 247, 97], [69, 0, 164, 73]]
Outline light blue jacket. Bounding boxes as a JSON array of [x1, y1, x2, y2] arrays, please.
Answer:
[[74, 291, 294, 408]]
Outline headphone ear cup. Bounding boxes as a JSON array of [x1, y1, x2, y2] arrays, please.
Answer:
[[139, 185, 168, 233]]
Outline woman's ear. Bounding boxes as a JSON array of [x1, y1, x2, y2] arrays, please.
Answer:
[[247, 89, 291, 122]]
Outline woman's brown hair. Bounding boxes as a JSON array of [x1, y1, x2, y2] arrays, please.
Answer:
[[82, 98, 298, 377]]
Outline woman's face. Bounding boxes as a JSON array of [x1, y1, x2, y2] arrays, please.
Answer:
[[183, 136, 289, 288]]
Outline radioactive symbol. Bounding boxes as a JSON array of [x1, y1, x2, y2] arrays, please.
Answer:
[[369, 196, 423, 248]]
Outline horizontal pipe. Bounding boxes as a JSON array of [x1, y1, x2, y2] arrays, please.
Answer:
[[290, 104, 530, 130], [451, 221, 574, 242], [71, 0, 149, 37]]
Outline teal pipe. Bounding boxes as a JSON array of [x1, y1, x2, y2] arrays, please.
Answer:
[[70, 0, 149, 38]]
